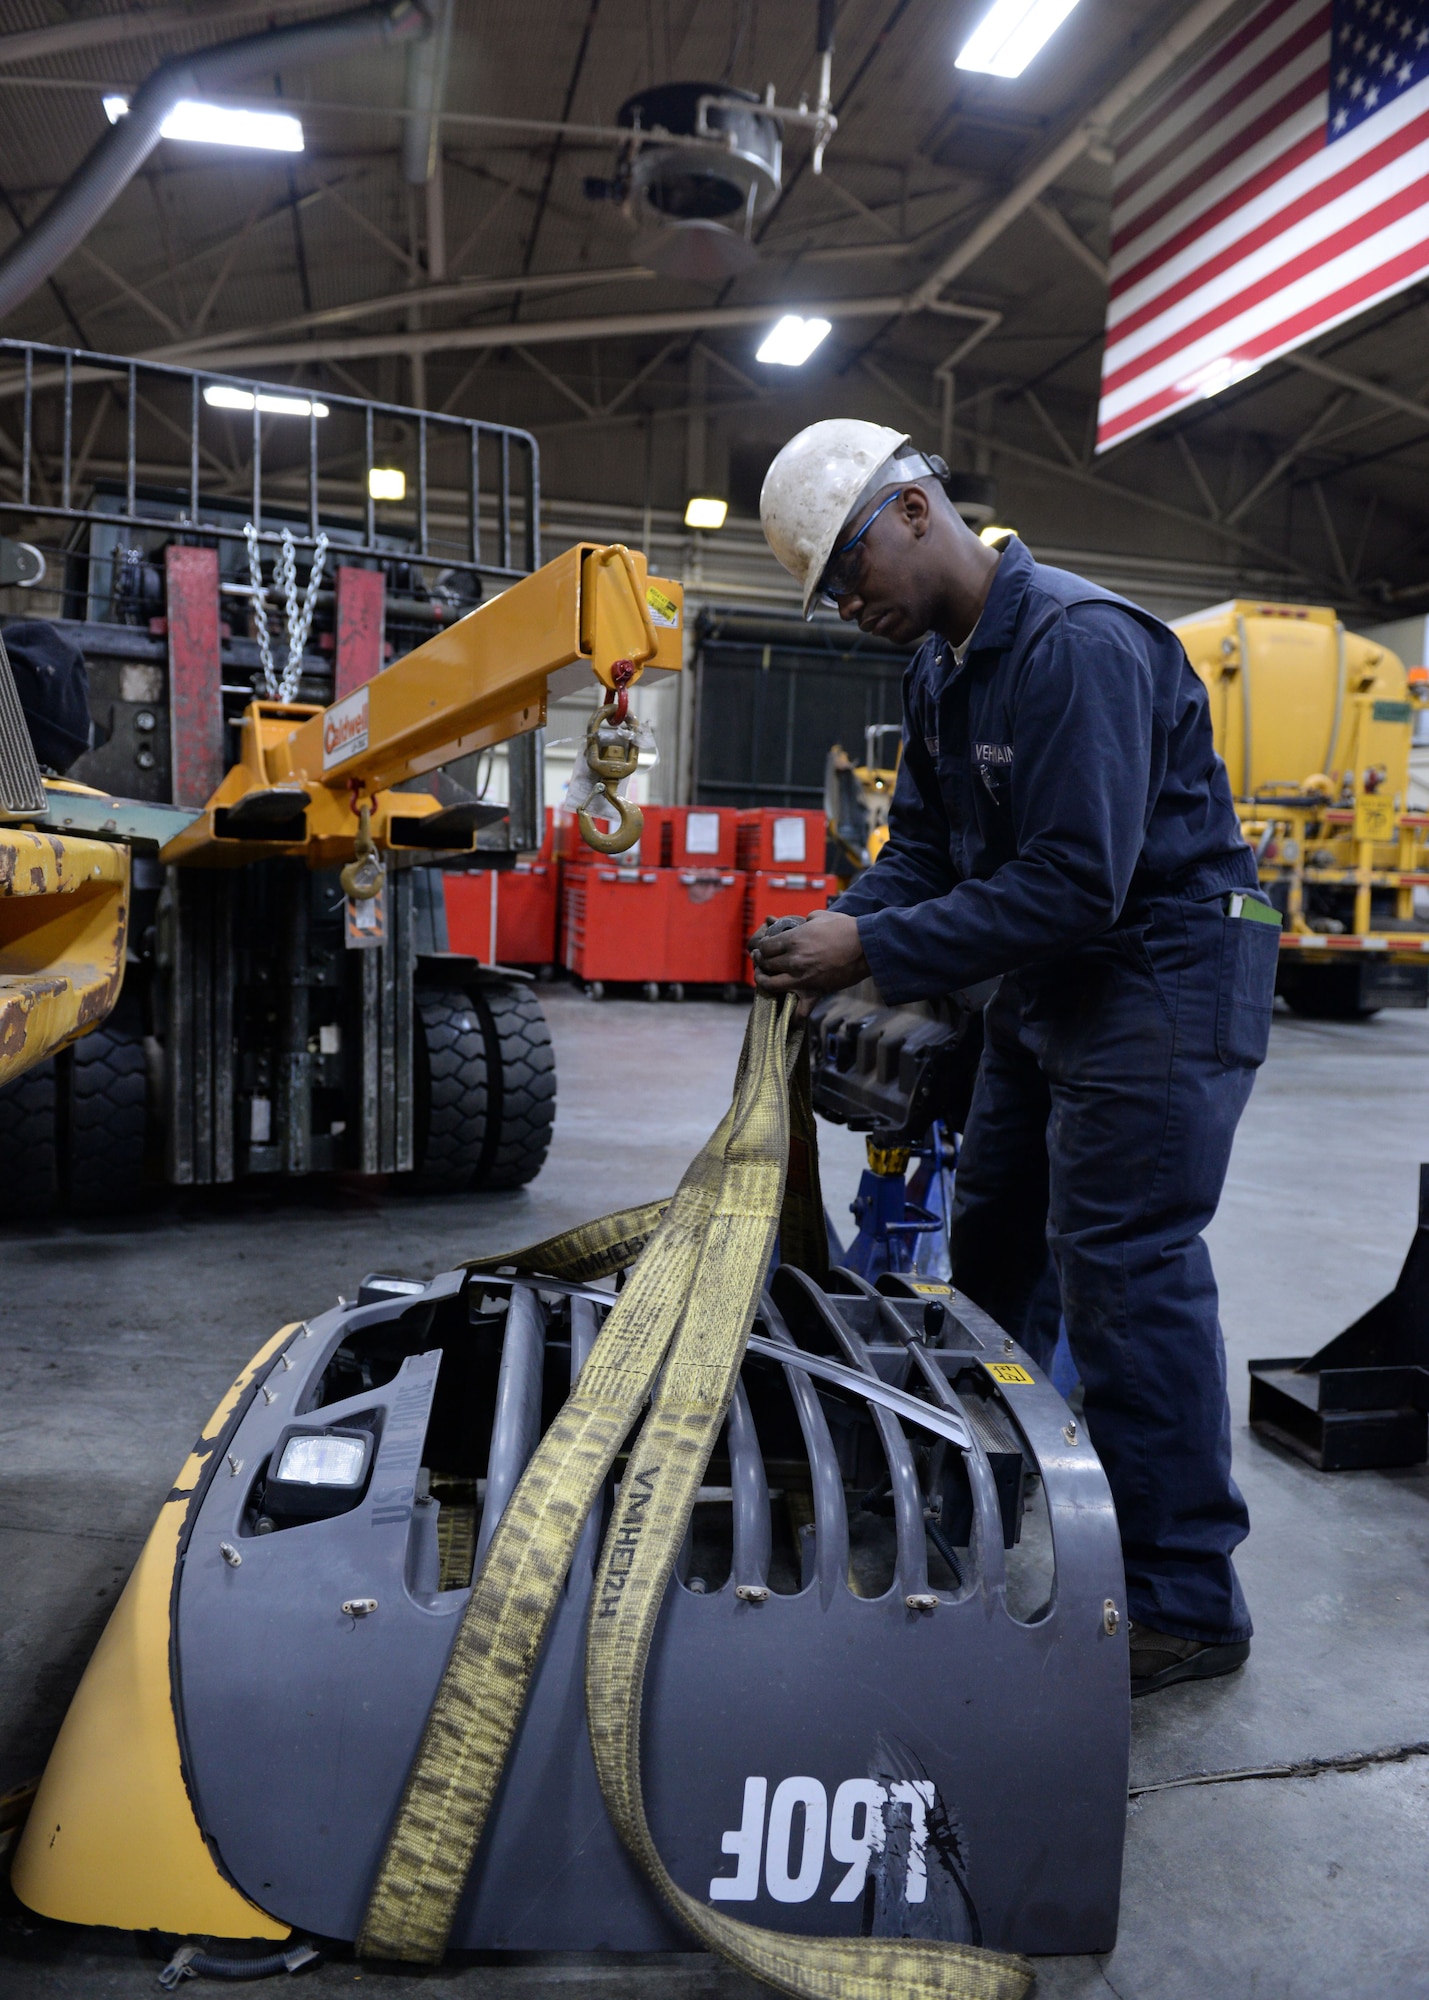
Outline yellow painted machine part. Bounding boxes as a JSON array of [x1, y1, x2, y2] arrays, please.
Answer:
[[1173, 599, 1429, 950], [1175, 600, 1410, 802], [0, 828, 129, 1089], [162, 543, 683, 870], [11, 1328, 298, 1939]]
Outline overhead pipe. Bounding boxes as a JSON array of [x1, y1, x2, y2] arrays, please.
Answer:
[[402, 0, 453, 187], [149, 292, 1001, 371], [0, 0, 429, 325], [403, 0, 452, 292]]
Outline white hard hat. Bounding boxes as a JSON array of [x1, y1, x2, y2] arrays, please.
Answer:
[[761, 419, 931, 618]]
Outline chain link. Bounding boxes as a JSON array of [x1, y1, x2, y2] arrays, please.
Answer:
[[244, 520, 277, 697], [243, 521, 330, 703]]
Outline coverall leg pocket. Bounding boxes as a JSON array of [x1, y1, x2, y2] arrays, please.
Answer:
[[1215, 913, 1278, 1066]]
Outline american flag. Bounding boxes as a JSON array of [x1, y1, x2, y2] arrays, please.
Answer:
[[1096, 0, 1429, 453]]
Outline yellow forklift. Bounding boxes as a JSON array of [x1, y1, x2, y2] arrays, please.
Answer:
[[1175, 600, 1428, 1019], [824, 722, 901, 882], [0, 339, 679, 1210]]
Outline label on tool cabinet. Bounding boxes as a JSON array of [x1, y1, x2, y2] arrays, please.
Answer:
[[685, 811, 721, 855], [323, 686, 369, 770], [985, 1361, 1034, 1385], [909, 1281, 950, 1295], [773, 816, 807, 863], [646, 584, 679, 628]]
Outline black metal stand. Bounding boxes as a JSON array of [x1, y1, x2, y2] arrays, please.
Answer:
[[1249, 1165, 1429, 1469]]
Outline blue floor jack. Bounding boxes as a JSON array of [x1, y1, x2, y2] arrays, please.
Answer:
[[809, 982, 1080, 1395], [837, 1121, 956, 1283]]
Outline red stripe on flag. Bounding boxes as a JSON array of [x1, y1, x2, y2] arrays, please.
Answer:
[[1102, 169, 1429, 397], [1117, 0, 1308, 159], [1098, 233, 1429, 447], [1112, 67, 1328, 258], [1114, 3, 1330, 211], [1110, 125, 1322, 304], [1107, 106, 1429, 349]]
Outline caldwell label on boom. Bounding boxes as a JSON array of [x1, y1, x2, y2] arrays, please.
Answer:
[[323, 687, 370, 771]]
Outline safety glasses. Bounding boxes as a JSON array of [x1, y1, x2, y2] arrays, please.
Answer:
[[817, 489, 902, 604]]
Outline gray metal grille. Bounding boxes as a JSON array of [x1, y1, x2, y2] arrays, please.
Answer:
[[0, 631, 46, 817]]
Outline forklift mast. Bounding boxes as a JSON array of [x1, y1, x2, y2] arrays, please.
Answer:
[[0, 338, 680, 1211]]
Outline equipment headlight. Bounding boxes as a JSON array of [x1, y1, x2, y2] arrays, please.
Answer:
[[276, 1432, 368, 1487], [261, 1424, 376, 1522]]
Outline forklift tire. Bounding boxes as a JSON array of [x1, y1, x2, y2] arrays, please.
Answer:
[[412, 987, 490, 1194], [473, 981, 556, 1191], [59, 995, 149, 1214], [0, 1059, 58, 1219]]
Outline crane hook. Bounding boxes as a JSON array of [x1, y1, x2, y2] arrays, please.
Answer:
[[340, 797, 385, 901], [577, 698, 644, 855]]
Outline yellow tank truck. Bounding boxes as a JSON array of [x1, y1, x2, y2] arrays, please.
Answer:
[[1174, 600, 1429, 1018]]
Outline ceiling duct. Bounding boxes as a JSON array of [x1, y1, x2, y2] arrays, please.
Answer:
[[587, 82, 781, 283], [583, 2, 837, 285], [0, 0, 428, 325]]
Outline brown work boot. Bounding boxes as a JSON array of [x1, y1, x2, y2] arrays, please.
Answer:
[[1128, 1620, 1250, 1697]]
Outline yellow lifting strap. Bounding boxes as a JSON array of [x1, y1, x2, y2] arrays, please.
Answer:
[[357, 996, 1031, 2000]]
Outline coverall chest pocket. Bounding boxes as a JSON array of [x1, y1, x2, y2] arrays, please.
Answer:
[[1215, 913, 1279, 1066]]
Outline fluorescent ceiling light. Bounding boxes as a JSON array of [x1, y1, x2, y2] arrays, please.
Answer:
[[104, 94, 304, 152], [203, 384, 329, 419], [756, 314, 832, 367], [684, 496, 728, 529], [955, 0, 1083, 78], [368, 467, 406, 501]]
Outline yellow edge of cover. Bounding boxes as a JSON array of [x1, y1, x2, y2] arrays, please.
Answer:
[[11, 1330, 298, 1938]]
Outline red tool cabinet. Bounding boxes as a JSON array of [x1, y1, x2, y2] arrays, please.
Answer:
[[444, 862, 559, 967], [665, 868, 746, 985], [561, 864, 669, 983], [666, 805, 738, 868], [741, 871, 836, 984], [735, 808, 827, 873]]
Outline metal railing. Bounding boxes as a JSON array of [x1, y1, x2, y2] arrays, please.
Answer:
[[0, 338, 540, 578]]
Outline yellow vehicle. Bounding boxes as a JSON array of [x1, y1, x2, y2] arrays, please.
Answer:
[[1175, 600, 1429, 1018], [825, 721, 901, 879]]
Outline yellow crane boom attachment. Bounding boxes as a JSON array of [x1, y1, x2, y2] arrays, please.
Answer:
[[162, 543, 682, 869]]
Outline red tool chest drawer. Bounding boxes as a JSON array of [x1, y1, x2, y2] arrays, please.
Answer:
[[741, 871, 836, 984], [666, 805, 738, 868], [665, 869, 746, 985], [735, 808, 826, 873], [444, 862, 559, 967], [561, 864, 668, 982]]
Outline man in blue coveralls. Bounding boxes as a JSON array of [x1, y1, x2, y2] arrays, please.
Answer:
[[751, 419, 1280, 1696]]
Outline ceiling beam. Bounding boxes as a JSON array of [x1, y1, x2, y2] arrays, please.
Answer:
[[906, 0, 1248, 307], [142, 291, 999, 370], [1221, 390, 1352, 526], [1029, 199, 1109, 284], [0, 0, 334, 67], [1283, 352, 1429, 429], [172, 267, 658, 357]]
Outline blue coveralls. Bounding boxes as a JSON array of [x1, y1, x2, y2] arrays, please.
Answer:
[[835, 535, 1278, 1643]]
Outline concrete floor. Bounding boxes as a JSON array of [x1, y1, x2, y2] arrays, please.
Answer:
[[3, 985, 1428, 1998]]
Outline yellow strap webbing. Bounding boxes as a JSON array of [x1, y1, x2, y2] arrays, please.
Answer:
[[359, 996, 1031, 2000]]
